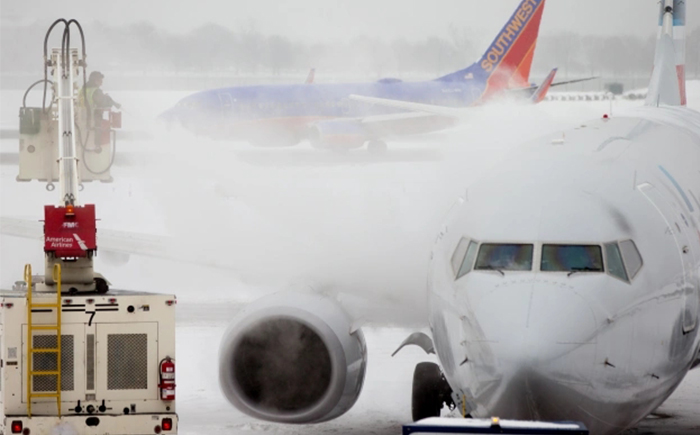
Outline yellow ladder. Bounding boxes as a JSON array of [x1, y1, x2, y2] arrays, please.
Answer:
[[25, 263, 62, 417]]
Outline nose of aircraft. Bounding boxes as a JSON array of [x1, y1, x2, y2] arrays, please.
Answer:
[[470, 279, 599, 362], [455, 277, 602, 423]]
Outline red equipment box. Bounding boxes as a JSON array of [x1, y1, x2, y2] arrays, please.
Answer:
[[110, 111, 122, 129], [44, 204, 97, 258]]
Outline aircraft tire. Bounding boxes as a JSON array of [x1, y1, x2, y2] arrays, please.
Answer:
[[412, 362, 443, 421], [367, 140, 388, 154]]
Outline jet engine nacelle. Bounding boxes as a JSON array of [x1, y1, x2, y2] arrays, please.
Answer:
[[309, 119, 367, 150], [219, 292, 367, 423]]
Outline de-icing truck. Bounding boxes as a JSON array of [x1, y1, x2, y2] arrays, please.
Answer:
[[1, 19, 178, 435]]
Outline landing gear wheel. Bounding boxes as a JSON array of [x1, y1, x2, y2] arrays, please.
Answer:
[[412, 362, 445, 421], [367, 140, 388, 154]]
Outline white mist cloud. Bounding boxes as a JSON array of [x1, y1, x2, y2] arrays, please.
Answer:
[[108, 94, 617, 324]]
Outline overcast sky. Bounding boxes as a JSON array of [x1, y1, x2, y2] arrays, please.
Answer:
[[3, 0, 696, 43]]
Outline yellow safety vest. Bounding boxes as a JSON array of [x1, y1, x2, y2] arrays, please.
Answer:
[[78, 86, 97, 108]]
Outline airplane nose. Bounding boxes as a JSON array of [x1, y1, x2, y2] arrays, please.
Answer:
[[470, 279, 599, 362], [458, 278, 601, 422]]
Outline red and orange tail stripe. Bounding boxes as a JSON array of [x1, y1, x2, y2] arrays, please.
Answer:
[[479, 0, 546, 101]]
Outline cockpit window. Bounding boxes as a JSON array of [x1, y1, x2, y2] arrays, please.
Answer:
[[451, 238, 470, 276], [604, 243, 628, 282], [619, 240, 643, 279], [457, 241, 479, 279], [541, 245, 603, 273], [475, 244, 534, 272], [451, 238, 479, 280]]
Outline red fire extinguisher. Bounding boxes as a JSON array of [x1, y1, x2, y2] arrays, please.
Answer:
[[159, 357, 176, 401]]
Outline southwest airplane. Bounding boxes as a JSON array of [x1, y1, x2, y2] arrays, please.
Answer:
[[2, 1, 698, 435], [161, 0, 569, 152]]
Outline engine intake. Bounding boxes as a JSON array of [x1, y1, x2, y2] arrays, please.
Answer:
[[219, 292, 367, 423]]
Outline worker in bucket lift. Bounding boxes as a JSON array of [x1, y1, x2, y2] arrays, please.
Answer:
[[78, 71, 121, 149], [79, 71, 121, 110]]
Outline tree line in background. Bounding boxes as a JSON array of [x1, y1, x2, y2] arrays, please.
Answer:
[[2, 21, 699, 80]]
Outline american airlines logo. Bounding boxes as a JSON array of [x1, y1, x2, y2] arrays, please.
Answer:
[[46, 236, 73, 249], [480, 0, 542, 73], [44, 234, 88, 250], [73, 233, 88, 250]]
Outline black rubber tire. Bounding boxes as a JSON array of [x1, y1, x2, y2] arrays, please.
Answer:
[[95, 277, 109, 294], [412, 362, 443, 421]]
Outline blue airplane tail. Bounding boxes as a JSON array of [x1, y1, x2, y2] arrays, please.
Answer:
[[436, 0, 546, 95]]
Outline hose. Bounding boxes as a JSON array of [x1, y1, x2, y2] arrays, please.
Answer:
[[75, 121, 117, 175], [67, 19, 89, 125], [42, 19, 89, 115], [40, 18, 115, 176], [22, 79, 55, 109], [42, 19, 68, 113], [61, 25, 70, 78]]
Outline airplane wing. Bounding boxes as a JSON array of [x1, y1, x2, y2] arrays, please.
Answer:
[[515, 76, 598, 92], [1, 215, 273, 273], [1, 215, 427, 325], [551, 76, 599, 87], [1, 216, 175, 261], [505, 75, 598, 100], [358, 111, 445, 123], [0, 217, 44, 241], [349, 94, 467, 119], [350, 67, 563, 119]]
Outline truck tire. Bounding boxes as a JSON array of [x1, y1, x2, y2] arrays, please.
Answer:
[[95, 277, 109, 294]]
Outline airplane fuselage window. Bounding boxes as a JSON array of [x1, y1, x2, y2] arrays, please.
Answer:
[[619, 240, 643, 279], [475, 244, 534, 272], [541, 244, 604, 273], [604, 242, 629, 282]]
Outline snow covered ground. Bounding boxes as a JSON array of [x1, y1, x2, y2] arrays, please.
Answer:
[[1, 82, 699, 434]]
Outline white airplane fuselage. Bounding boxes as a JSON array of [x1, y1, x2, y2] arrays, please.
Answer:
[[428, 106, 700, 435]]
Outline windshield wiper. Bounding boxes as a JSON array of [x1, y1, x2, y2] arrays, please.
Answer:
[[479, 265, 505, 276], [567, 267, 599, 277]]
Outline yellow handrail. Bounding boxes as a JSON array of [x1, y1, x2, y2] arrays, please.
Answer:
[[53, 263, 62, 417], [25, 263, 62, 418], [24, 264, 32, 417]]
